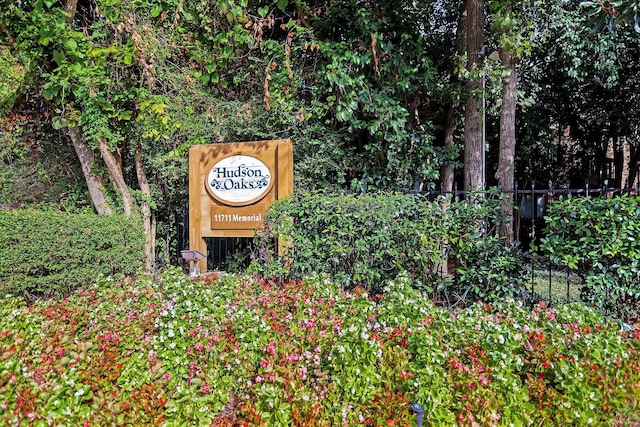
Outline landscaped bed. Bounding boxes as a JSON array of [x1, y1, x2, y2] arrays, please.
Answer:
[[1, 269, 638, 426]]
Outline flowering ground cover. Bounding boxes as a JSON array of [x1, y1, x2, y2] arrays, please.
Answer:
[[1, 269, 639, 426]]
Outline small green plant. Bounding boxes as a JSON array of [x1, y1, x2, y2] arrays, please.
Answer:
[[541, 194, 640, 320]]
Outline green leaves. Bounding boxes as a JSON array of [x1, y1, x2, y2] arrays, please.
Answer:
[[255, 190, 524, 303], [151, 3, 163, 17], [581, 0, 640, 34], [258, 6, 269, 17], [1, 269, 640, 425], [542, 195, 640, 320], [0, 209, 145, 297]]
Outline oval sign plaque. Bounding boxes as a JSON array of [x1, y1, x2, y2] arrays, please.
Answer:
[[206, 155, 273, 206]]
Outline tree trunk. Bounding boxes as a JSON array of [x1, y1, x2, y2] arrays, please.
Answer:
[[97, 136, 135, 215], [495, 47, 517, 242], [627, 144, 640, 189], [463, 0, 485, 191], [67, 127, 113, 215], [64, 0, 78, 22], [135, 143, 155, 272], [441, 106, 456, 193], [440, 1, 467, 193]]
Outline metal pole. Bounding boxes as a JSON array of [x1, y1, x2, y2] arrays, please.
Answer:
[[482, 74, 486, 189], [530, 180, 536, 301], [585, 179, 590, 198], [514, 180, 520, 242]]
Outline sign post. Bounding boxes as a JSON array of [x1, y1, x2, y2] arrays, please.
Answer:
[[188, 140, 293, 273]]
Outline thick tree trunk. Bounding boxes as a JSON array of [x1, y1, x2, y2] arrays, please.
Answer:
[[135, 143, 155, 272], [495, 47, 517, 242], [97, 136, 135, 215], [67, 127, 113, 215], [464, 0, 485, 191]]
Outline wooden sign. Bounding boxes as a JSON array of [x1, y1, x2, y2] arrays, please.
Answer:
[[188, 140, 293, 273]]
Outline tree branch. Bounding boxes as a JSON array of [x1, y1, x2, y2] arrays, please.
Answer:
[[0, 21, 15, 46]]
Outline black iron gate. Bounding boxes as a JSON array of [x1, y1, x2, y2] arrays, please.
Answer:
[[175, 210, 254, 273], [206, 237, 254, 272]]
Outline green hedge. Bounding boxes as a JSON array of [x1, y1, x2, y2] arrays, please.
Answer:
[[0, 209, 145, 297], [253, 190, 525, 303], [541, 194, 640, 320]]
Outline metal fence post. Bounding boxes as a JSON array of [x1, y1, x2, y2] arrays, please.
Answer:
[[530, 180, 536, 301], [585, 179, 590, 198], [513, 180, 519, 241], [564, 180, 571, 302]]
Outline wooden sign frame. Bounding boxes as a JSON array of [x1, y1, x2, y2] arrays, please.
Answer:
[[188, 140, 293, 273]]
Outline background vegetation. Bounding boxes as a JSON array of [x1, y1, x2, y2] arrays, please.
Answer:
[[1, 0, 639, 268]]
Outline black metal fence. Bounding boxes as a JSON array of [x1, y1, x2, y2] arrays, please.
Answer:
[[174, 178, 638, 306], [419, 179, 639, 306]]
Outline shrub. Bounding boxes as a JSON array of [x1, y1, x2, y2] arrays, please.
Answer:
[[0, 208, 145, 297], [445, 191, 527, 305], [253, 190, 525, 305], [541, 194, 640, 321], [253, 191, 449, 293]]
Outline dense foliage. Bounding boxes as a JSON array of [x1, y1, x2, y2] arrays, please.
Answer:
[[2, 0, 639, 265], [1, 270, 638, 426], [541, 195, 640, 321], [0, 209, 144, 297], [254, 191, 525, 305]]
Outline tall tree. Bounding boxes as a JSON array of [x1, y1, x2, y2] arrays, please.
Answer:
[[464, 0, 485, 190], [436, 0, 468, 193], [489, 1, 521, 240]]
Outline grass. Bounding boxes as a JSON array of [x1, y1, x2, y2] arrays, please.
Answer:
[[527, 265, 582, 304]]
